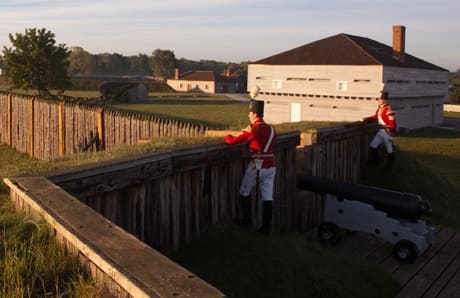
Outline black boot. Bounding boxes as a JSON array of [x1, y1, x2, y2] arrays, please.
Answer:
[[238, 195, 251, 228], [258, 201, 273, 235], [368, 147, 379, 166], [385, 152, 395, 170]]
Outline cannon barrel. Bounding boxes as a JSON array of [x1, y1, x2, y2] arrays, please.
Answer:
[[297, 174, 432, 221]]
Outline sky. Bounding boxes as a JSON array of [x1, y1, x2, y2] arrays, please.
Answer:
[[0, 0, 459, 71]]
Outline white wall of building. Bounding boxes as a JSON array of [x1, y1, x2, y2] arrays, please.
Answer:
[[248, 64, 449, 129]]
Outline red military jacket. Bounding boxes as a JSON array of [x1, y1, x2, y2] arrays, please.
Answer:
[[367, 104, 397, 133], [224, 118, 276, 168]]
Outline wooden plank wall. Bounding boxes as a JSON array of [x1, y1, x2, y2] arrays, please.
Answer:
[[294, 122, 377, 231], [0, 92, 206, 159], [5, 177, 225, 297], [0, 92, 9, 144], [298, 122, 376, 182], [48, 132, 300, 253]]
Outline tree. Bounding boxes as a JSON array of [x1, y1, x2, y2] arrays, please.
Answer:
[[68, 46, 98, 76], [150, 49, 177, 79], [128, 54, 152, 76], [2, 28, 71, 97]]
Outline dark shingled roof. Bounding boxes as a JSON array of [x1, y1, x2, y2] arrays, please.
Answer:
[[253, 33, 447, 71]]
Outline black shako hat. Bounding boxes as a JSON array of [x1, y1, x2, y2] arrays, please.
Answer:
[[249, 100, 264, 117], [379, 91, 389, 100]]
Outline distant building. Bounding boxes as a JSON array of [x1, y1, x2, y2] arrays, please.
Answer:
[[247, 25, 449, 130], [100, 82, 148, 102], [167, 68, 242, 93]]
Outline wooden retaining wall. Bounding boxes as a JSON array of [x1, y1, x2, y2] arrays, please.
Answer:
[[0, 92, 206, 159], [4, 132, 299, 296], [298, 122, 377, 182], [4, 177, 224, 298], [47, 132, 300, 253], [294, 122, 377, 231]]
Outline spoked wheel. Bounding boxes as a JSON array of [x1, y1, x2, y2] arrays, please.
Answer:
[[317, 222, 341, 245], [393, 240, 419, 264]]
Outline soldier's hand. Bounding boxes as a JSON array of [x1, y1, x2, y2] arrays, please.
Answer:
[[224, 134, 235, 144], [242, 125, 252, 133]]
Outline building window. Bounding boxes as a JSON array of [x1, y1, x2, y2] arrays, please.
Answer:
[[287, 77, 307, 81], [179, 83, 183, 88], [416, 80, 447, 85], [308, 78, 330, 82], [205, 85, 208, 89], [412, 104, 429, 109], [387, 79, 410, 84], [273, 80, 282, 89], [336, 81, 348, 91]]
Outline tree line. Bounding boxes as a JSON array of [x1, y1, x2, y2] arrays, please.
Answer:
[[0, 27, 458, 102], [67, 47, 248, 79], [448, 71, 460, 104], [1, 27, 248, 97]]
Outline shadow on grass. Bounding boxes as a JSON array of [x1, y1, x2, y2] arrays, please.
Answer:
[[147, 99, 245, 106], [360, 150, 460, 228], [399, 127, 460, 139], [168, 223, 399, 298]]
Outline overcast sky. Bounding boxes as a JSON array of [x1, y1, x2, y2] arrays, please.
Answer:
[[0, 0, 459, 71]]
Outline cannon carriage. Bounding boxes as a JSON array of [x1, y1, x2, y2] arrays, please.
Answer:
[[297, 175, 435, 263]]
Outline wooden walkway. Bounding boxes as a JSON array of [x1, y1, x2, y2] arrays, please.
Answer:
[[337, 226, 460, 298]]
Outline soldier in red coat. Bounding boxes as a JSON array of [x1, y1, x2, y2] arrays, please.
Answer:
[[363, 91, 397, 169], [224, 99, 276, 235]]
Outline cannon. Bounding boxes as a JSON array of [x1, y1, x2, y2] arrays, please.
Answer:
[[297, 174, 435, 263]]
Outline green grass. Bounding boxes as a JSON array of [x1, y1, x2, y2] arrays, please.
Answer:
[[169, 223, 399, 298], [360, 127, 460, 227], [0, 101, 459, 297], [0, 136, 222, 297], [111, 96, 249, 130], [168, 127, 460, 298], [445, 111, 460, 118], [0, 145, 101, 296], [0, 204, 99, 297]]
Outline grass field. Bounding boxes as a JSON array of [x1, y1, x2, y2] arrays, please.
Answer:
[[1, 127, 458, 297], [164, 127, 460, 298], [445, 111, 460, 118], [0, 90, 459, 297], [112, 96, 250, 130], [360, 128, 460, 227]]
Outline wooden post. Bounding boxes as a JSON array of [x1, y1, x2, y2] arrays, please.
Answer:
[[96, 108, 105, 150], [58, 102, 65, 156], [29, 97, 35, 157], [7, 94, 12, 146]]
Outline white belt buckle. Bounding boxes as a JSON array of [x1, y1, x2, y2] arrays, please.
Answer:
[[254, 158, 263, 170]]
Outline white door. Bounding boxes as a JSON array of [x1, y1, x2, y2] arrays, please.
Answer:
[[291, 103, 301, 122]]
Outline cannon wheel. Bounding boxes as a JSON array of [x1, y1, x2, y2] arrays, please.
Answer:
[[393, 240, 419, 264], [317, 222, 341, 245]]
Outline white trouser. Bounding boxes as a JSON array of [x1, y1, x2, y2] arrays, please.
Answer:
[[239, 163, 276, 201], [370, 129, 394, 153]]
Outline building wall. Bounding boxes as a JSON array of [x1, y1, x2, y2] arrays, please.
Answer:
[[215, 81, 239, 93], [166, 79, 216, 93], [248, 65, 383, 124], [382, 67, 448, 128], [247, 64, 448, 129], [127, 84, 148, 101]]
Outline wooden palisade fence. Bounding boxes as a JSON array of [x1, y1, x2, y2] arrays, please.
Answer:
[[0, 91, 206, 159]]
